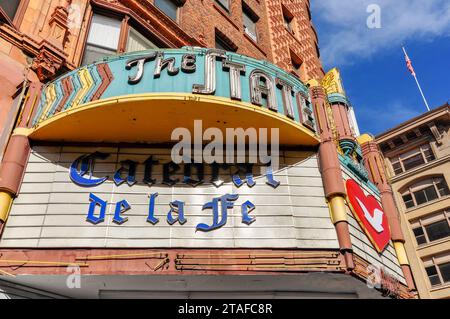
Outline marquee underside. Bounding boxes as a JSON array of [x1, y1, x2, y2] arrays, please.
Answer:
[[24, 93, 320, 146]]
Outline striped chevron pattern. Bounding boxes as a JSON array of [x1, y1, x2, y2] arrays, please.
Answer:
[[32, 63, 114, 126]]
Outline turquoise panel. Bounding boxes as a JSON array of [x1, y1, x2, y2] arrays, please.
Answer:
[[32, 47, 315, 129]]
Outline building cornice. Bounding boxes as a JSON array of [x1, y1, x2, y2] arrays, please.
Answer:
[[376, 103, 450, 142], [389, 154, 450, 184]]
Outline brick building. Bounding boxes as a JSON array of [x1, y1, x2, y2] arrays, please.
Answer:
[[0, 0, 415, 299]]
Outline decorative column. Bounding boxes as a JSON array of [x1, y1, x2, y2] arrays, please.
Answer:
[[0, 135, 30, 235], [359, 134, 416, 291], [329, 94, 358, 158], [0, 83, 41, 236], [310, 83, 354, 270]]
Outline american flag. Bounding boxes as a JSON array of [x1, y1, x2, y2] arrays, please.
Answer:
[[402, 46, 430, 111], [403, 48, 416, 77]]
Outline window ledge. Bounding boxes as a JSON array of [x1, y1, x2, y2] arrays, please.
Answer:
[[405, 195, 450, 214], [430, 282, 450, 292], [417, 237, 450, 252], [243, 32, 266, 57], [390, 154, 450, 182], [284, 26, 302, 44], [213, 3, 240, 31]]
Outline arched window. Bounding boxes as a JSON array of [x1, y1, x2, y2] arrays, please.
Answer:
[[401, 176, 450, 209]]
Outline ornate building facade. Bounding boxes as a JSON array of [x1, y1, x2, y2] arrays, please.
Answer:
[[0, 0, 415, 299], [376, 104, 450, 299]]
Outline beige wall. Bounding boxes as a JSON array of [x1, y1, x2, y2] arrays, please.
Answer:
[[378, 107, 450, 299], [392, 161, 450, 299]]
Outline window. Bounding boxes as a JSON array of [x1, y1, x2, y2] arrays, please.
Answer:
[[281, 4, 294, 34], [389, 144, 435, 175], [437, 178, 450, 197], [426, 220, 450, 242], [292, 59, 301, 71], [401, 177, 449, 209], [414, 185, 438, 205], [215, 36, 230, 51], [82, 14, 122, 66], [284, 15, 293, 33], [82, 13, 160, 66], [154, 0, 179, 21], [402, 193, 414, 209], [424, 254, 450, 287], [126, 27, 158, 52], [412, 210, 450, 245], [413, 227, 427, 245], [215, 30, 237, 52], [290, 49, 303, 72], [426, 265, 441, 286], [242, 4, 258, 42], [0, 0, 21, 21], [441, 262, 450, 283], [215, 0, 230, 11]]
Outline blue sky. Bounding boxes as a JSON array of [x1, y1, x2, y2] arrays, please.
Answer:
[[310, 0, 450, 135]]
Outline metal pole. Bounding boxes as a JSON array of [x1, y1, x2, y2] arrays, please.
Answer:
[[413, 73, 430, 111], [402, 46, 430, 112]]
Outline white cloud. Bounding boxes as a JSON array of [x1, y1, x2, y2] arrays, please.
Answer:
[[311, 0, 450, 66]]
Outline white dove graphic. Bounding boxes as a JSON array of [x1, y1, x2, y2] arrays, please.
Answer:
[[355, 197, 384, 233]]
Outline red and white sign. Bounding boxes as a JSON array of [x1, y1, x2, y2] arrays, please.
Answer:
[[346, 179, 391, 253]]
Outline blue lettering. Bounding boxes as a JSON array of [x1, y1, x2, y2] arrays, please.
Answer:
[[86, 193, 107, 224], [70, 152, 109, 187]]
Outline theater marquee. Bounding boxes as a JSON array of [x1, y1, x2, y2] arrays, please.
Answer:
[[26, 47, 318, 146]]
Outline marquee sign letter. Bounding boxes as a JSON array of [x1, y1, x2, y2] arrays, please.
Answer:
[[276, 78, 295, 119], [241, 200, 256, 225], [249, 70, 278, 112], [153, 52, 180, 78], [143, 156, 159, 186], [86, 193, 107, 224], [197, 194, 239, 232], [113, 200, 130, 225], [183, 163, 204, 187], [265, 165, 281, 188], [181, 54, 196, 73], [126, 53, 157, 84], [114, 160, 138, 186], [210, 162, 229, 187], [223, 60, 246, 100], [193, 49, 227, 94], [232, 164, 256, 188], [147, 193, 160, 225], [296, 93, 316, 131], [163, 162, 180, 186], [167, 200, 187, 225], [70, 152, 109, 187]]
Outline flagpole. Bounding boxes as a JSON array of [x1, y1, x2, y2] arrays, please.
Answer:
[[412, 73, 430, 111], [402, 46, 430, 112]]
